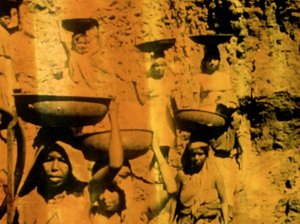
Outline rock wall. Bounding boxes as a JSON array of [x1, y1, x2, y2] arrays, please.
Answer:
[[11, 0, 300, 151], [2, 0, 299, 223]]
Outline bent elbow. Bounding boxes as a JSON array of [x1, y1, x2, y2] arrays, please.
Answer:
[[109, 158, 123, 169], [167, 185, 178, 195]]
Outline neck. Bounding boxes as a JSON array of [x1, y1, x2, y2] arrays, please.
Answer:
[[38, 183, 67, 201], [186, 163, 205, 175], [0, 24, 9, 32], [96, 202, 119, 218]]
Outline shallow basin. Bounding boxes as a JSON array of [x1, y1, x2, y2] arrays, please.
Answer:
[[62, 18, 99, 33], [75, 129, 153, 160], [175, 109, 227, 132], [135, 38, 175, 53], [189, 34, 233, 45], [14, 94, 111, 127]]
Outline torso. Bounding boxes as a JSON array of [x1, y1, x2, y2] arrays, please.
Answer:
[[194, 71, 236, 112], [90, 210, 121, 224], [16, 187, 91, 224], [179, 158, 219, 208], [147, 77, 175, 146]]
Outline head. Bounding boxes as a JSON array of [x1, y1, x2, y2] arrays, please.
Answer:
[[38, 143, 71, 189], [201, 45, 220, 74], [33, 127, 76, 150], [0, 8, 11, 29], [182, 141, 209, 174], [148, 58, 167, 79], [98, 184, 125, 213], [18, 141, 88, 198], [72, 33, 89, 54]]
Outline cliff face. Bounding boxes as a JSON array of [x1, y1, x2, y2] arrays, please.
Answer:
[[167, 0, 300, 151], [7, 1, 300, 223], [12, 0, 300, 151]]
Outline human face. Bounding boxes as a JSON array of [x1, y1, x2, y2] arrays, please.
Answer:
[[151, 61, 166, 79], [203, 58, 220, 74], [99, 189, 120, 212], [73, 36, 88, 54], [42, 151, 69, 187], [188, 142, 208, 170], [154, 61, 166, 75], [0, 16, 11, 28]]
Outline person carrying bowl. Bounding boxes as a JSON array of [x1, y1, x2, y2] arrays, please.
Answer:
[[15, 99, 123, 224], [175, 139, 229, 224]]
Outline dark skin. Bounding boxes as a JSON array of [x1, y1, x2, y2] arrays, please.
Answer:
[[177, 142, 229, 224], [121, 135, 177, 224], [146, 134, 177, 219], [38, 150, 71, 201], [88, 99, 123, 205], [36, 99, 123, 207], [0, 15, 10, 29]]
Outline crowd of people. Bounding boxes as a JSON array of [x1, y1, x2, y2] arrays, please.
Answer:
[[0, 2, 252, 224]]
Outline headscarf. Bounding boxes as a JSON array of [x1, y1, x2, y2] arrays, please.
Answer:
[[181, 136, 210, 175], [0, 4, 11, 17], [18, 141, 89, 197]]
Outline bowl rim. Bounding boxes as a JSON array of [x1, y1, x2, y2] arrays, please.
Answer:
[[62, 18, 99, 32], [135, 38, 176, 53], [13, 93, 112, 103], [75, 128, 154, 137], [176, 109, 226, 119], [189, 34, 234, 45]]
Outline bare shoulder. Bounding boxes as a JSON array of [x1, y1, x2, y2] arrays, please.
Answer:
[[206, 158, 223, 183], [176, 170, 186, 183]]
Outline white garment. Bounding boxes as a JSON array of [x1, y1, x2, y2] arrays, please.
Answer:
[[147, 77, 175, 147]]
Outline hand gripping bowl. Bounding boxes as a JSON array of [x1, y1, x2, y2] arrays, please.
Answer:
[[75, 129, 153, 160], [175, 109, 227, 133], [14, 94, 111, 127]]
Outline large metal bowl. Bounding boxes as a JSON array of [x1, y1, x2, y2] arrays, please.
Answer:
[[175, 109, 227, 132], [135, 38, 175, 53], [62, 18, 99, 33], [14, 94, 111, 127], [75, 129, 153, 160], [189, 34, 233, 45]]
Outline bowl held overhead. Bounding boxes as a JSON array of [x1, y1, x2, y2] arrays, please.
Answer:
[[189, 34, 234, 45], [75, 129, 153, 160], [135, 38, 175, 58], [175, 109, 227, 133], [62, 18, 99, 33], [14, 94, 111, 127]]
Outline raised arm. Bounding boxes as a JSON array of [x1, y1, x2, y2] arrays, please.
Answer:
[[146, 135, 177, 219], [132, 80, 148, 106], [88, 99, 123, 202], [152, 135, 177, 194], [107, 99, 123, 168], [57, 22, 70, 58]]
